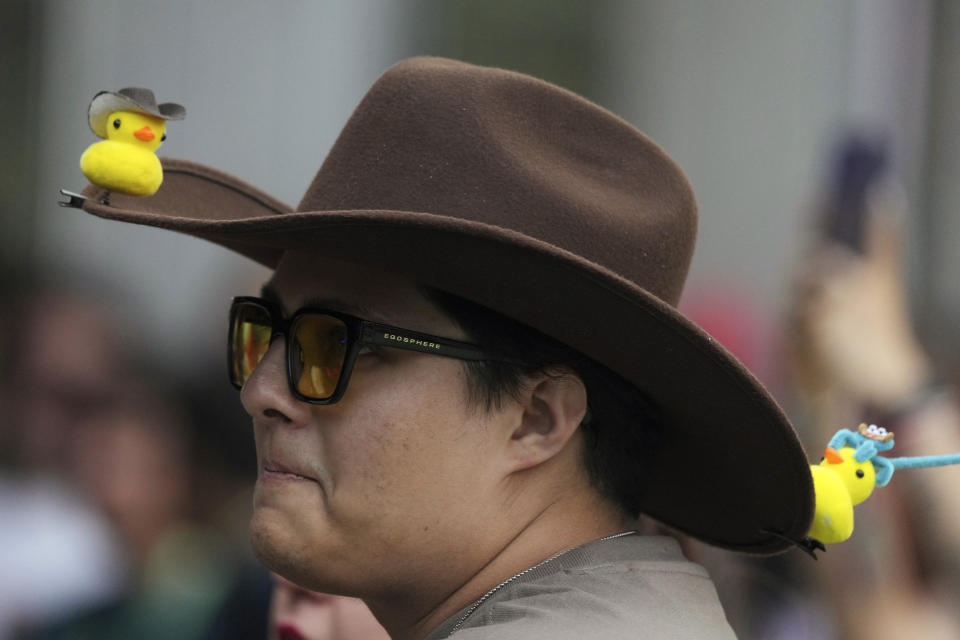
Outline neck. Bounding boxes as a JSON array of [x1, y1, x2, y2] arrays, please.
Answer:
[[367, 490, 632, 640]]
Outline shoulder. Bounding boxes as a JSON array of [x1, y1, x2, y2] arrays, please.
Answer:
[[445, 535, 737, 640]]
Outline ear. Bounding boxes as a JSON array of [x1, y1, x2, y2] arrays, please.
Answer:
[[506, 370, 589, 473]]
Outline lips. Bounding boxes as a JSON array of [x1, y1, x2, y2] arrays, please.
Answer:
[[262, 458, 314, 481], [275, 623, 307, 640]]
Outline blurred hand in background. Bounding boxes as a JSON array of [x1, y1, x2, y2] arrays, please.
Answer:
[[792, 188, 931, 414]]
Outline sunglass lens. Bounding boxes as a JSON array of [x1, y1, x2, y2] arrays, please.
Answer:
[[290, 314, 349, 399], [230, 302, 273, 388]]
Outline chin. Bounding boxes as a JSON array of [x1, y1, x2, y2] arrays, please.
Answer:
[[249, 506, 345, 594], [251, 507, 309, 579]]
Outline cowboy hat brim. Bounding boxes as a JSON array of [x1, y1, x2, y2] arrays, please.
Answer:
[[76, 158, 814, 553]]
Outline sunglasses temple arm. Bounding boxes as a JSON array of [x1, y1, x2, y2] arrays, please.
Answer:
[[362, 323, 491, 361]]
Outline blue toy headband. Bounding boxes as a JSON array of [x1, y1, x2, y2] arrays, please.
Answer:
[[827, 423, 960, 487]]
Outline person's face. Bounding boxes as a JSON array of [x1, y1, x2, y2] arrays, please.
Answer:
[[242, 252, 520, 599], [71, 406, 188, 562], [10, 295, 122, 471], [269, 574, 390, 640]]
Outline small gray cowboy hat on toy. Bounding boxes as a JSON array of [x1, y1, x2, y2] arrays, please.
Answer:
[[87, 87, 185, 139]]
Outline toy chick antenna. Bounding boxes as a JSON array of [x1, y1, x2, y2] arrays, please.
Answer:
[[786, 422, 960, 558]]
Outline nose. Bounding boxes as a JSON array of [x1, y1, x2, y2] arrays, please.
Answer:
[[240, 337, 312, 425]]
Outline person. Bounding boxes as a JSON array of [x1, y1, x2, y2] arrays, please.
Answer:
[[789, 186, 960, 639], [269, 573, 389, 640], [68, 57, 814, 639], [0, 289, 127, 640]]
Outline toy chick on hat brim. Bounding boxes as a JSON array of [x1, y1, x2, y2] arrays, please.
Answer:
[[80, 87, 185, 197]]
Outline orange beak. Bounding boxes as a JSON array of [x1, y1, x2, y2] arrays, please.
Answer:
[[134, 126, 155, 141], [824, 447, 843, 464]]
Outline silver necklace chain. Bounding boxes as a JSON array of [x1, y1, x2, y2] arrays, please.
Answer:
[[446, 530, 638, 637]]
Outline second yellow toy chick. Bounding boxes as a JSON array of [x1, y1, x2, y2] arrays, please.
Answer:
[[809, 446, 876, 544], [80, 87, 185, 196]]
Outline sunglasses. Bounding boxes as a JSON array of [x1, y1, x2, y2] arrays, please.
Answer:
[[228, 296, 493, 404]]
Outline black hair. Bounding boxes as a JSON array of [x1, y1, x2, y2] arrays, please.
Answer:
[[421, 287, 662, 518]]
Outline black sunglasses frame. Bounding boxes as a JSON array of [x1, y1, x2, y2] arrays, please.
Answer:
[[228, 296, 494, 404]]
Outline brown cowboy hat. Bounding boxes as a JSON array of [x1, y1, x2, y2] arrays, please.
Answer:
[[88, 87, 186, 138], [71, 57, 813, 553]]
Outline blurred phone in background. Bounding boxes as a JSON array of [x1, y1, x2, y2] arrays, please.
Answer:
[[821, 134, 890, 253]]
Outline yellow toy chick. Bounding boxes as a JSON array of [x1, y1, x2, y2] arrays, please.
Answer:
[[806, 422, 960, 550], [809, 445, 876, 544], [80, 88, 185, 196]]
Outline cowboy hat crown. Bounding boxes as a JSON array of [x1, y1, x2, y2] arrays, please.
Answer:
[[72, 57, 813, 553]]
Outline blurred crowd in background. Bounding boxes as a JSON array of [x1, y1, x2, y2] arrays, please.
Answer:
[[0, 277, 269, 639], [3, 1, 960, 639]]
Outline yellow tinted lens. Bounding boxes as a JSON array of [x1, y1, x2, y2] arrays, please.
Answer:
[[231, 304, 272, 387], [291, 314, 348, 399]]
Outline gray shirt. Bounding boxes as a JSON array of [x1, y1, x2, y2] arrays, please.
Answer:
[[424, 533, 737, 639]]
